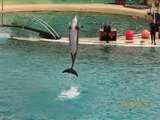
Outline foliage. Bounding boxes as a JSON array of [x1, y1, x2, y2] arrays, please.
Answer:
[[137, 0, 159, 5], [139, 0, 145, 3]]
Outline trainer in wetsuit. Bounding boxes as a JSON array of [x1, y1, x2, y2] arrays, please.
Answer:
[[150, 19, 156, 45], [103, 22, 111, 43]]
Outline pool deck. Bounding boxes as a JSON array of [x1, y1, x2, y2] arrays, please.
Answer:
[[2, 4, 150, 19], [12, 34, 160, 47], [2, 4, 159, 47]]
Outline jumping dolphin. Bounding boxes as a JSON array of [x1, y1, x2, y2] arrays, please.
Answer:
[[63, 16, 79, 77]]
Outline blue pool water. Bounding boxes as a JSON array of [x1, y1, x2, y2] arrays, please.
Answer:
[[2, 12, 149, 38], [1, 38, 160, 119]]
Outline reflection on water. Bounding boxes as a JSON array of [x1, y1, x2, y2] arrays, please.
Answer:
[[149, 47, 157, 53]]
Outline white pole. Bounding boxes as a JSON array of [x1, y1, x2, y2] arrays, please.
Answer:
[[154, 11, 155, 23], [152, 2, 156, 23], [2, 0, 3, 11], [158, 1, 160, 12]]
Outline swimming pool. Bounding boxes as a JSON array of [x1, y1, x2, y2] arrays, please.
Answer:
[[2, 12, 149, 38], [1, 38, 160, 119]]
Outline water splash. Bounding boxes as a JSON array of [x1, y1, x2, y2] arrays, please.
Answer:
[[58, 85, 80, 100]]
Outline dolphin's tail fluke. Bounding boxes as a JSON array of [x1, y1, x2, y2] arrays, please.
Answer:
[[63, 68, 78, 77]]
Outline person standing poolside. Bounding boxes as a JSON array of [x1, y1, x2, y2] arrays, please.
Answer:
[[150, 19, 156, 45], [103, 22, 111, 43]]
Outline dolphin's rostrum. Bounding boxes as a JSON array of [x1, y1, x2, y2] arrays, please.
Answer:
[[63, 16, 79, 77]]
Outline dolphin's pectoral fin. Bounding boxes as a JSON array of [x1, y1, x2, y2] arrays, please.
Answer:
[[63, 68, 78, 77], [76, 26, 79, 30]]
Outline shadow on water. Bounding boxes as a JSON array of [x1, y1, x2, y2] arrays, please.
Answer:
[[149, 47, 157, 53], [103, 45, 112, 53]]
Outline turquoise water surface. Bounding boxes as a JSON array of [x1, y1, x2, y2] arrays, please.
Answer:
[[2, 12, 149, 37], [1, 38, 160, 120]]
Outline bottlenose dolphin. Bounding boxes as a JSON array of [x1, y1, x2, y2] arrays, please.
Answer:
[[63, 16, 79, 77]]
